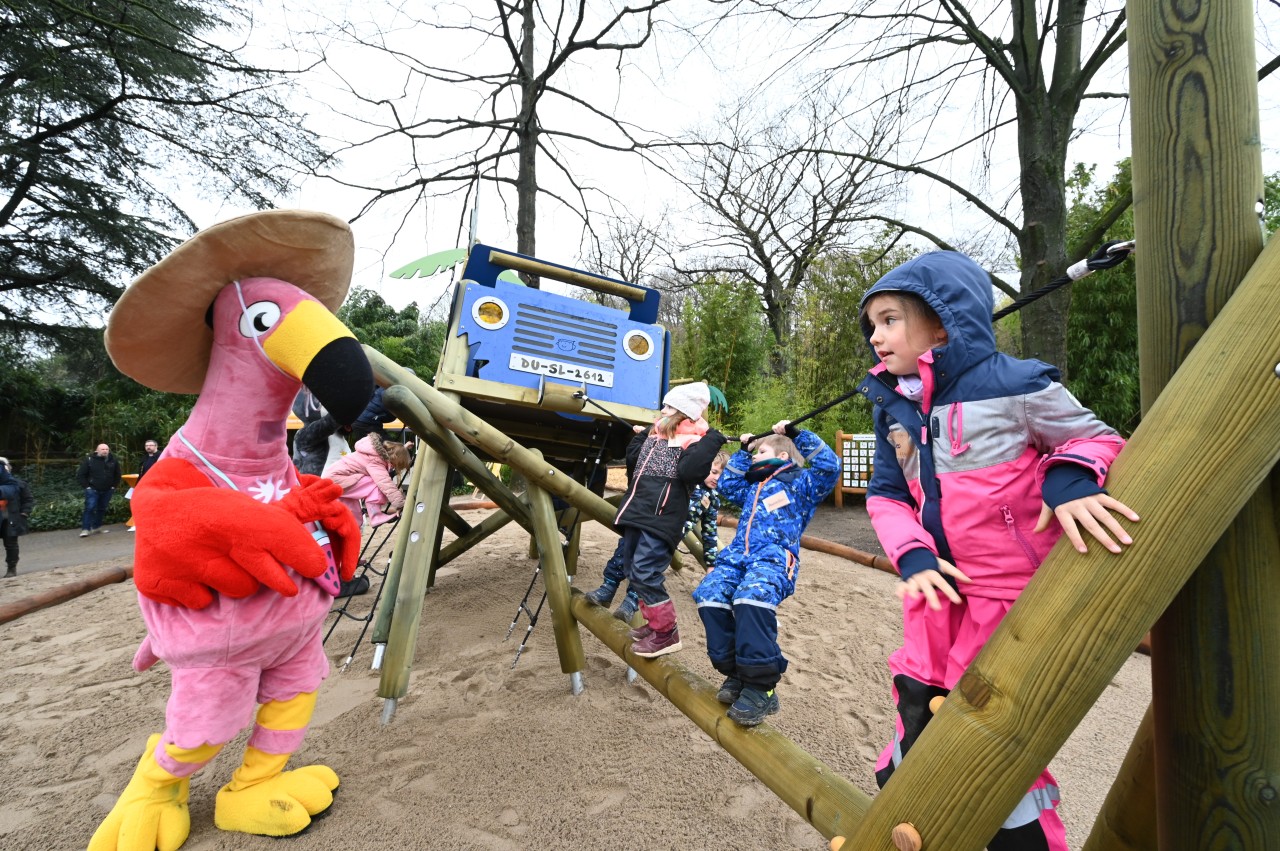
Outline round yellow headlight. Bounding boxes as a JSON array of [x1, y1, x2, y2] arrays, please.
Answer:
[[476, 300, 505, 326], [623, 329, 655, 361]]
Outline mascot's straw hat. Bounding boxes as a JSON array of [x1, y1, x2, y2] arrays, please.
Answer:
[[105, 209, 355, 394]]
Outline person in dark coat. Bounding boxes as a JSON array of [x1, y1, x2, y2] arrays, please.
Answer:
[[350, 386, 396, 443], [0, 458, 34, 577], [294, 413, 351, 476], [611, 382, 726, 658], [76, 443, 122, 536], [138, 439, 162, 480]]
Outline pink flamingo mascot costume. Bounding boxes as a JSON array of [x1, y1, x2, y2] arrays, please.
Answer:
[[91, 211, 373, 850]]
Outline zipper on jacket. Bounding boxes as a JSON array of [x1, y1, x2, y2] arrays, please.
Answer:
[[617, 438, 655, 518], [657, 483, 671, 514], [1000, 504, 1041, 569]]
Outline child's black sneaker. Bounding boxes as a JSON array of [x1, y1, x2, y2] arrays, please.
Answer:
[[715, 676, 743, 705], [583, 580, 619, 607], [727, 687, 779, 726], [612, 591, 639, 623]]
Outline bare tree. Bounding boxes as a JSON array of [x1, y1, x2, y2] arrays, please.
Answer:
[[668, 93, 901, 351], [725, 0, 1132, 374], [584, 213, 669, 287], [309, 0, 680, 285]]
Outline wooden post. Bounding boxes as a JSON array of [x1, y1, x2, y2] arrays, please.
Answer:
[[526, 479, 586, 677], [370, 435, 428, 646], [841, 234, 1280, 849], [372, 335, 470, 714], [375, 439, 450, 709], [1129, 2, 1280, 847]]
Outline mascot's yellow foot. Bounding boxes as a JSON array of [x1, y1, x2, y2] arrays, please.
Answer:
[[88, 734, 191, 851], [213, 753, 339, 837]]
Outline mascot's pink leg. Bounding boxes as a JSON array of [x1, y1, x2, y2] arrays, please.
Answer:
[[214, 689, 338, 837], [88, 735, 221, 851]]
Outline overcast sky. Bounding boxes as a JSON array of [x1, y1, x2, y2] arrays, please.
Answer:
[[192, 1, 1279, 314]]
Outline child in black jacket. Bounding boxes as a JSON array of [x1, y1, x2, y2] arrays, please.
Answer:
[[614, 382, 726, 657]]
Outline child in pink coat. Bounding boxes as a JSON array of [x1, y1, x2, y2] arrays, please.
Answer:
[[323, 433, 409, 527], [857, 252, 1139, 850]]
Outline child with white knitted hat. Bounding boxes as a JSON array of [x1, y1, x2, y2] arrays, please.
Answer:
[[599, 382, 726, 657]]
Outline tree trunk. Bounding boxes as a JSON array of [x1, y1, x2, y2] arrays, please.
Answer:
[[1015, 95, 1071, 375], [516, 0, 539, 283]]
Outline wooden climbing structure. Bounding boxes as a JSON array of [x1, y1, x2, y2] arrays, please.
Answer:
[[363, 5, 1280, 846]]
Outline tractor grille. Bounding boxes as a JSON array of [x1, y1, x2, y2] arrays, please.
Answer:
[[510, 302, 619, 369]]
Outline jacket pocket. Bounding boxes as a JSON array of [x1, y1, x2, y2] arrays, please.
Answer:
[[1000, 504, 1041, 570]]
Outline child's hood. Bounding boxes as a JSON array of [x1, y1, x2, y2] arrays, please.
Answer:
[[353, 432, 392, 463], [859, 251, 998, 377]]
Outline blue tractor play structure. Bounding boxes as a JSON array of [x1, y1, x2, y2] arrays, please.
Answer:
[[432, 243, 670, 466]]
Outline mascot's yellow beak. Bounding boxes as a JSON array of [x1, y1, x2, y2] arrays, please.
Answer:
[[263, 299, 373, 426]]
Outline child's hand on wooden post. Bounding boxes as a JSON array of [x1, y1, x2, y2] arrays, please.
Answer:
[[1034, 495, 1139, 554]]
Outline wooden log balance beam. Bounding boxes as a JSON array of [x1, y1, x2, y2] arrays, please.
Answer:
[[0, 565, 134, 626], [364, 347, 707, 570], [568, 590, 872, 841], [840, 230, 1280, 849]]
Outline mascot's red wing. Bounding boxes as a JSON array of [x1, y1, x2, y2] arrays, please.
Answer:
[[133, 458, 338, 609]]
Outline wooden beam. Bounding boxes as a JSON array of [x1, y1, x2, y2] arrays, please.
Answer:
[[569, 591, 871, 841], [1130, 2, 1280, 847], [527, 481, 586, 675]]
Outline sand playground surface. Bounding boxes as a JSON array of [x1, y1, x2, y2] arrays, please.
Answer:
[[0, 505, 1150, 850]]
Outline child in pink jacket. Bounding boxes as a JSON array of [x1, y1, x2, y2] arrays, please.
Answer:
[[857, 251, 1139, 851], [323, 433, 409, 527]]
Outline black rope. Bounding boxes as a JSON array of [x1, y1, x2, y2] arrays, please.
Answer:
[[991, 240, 1134, 322], [743, 240, 1136, 445], [572, 390, 636, 430]]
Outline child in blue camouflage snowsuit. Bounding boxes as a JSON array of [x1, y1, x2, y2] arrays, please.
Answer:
[[684, 451, 728, 567], [590, 451, 728, 623], [693, 420, 840, 725]]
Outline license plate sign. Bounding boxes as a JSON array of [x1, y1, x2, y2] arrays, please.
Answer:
[[509, 353, 614, 387]]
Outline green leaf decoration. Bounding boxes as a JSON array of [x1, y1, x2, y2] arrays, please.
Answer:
[[389, 248, 468, 279]]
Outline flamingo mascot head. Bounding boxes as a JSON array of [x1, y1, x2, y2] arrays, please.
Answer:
[[106, 209, 372, 436]]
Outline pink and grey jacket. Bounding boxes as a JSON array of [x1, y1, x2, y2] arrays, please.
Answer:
[[856, 252, 1124, 600]]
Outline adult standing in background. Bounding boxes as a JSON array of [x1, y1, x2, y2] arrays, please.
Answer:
[[129, 438, 163, 533], [350, 385, 395, 443], [0, 458, 32, 577], [76, 442, 121, 537], [138, 439, 161, 480]]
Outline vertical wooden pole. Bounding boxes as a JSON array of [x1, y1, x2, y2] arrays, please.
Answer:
[[370, 441, 427, 645], [526, 476, 585, 677], [1128, 2, 1280, 846], [373, 324, 470, 712], [376, 442, 450, 707]]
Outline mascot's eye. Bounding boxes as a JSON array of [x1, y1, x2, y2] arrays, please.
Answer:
[[238, 301, 282, 338]]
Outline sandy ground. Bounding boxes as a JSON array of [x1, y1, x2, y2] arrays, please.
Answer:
[[0, 502, 1150, 850]]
